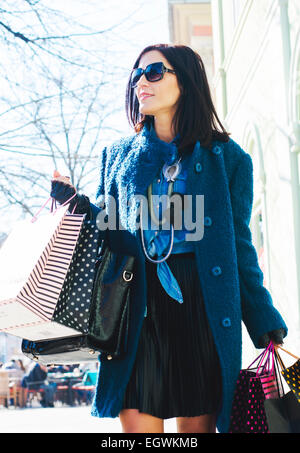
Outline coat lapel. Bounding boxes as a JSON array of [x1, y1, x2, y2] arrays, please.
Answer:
[[185, 140, 204, 231]]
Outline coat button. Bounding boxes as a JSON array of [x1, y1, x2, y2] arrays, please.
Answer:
[[211, 266, 222, 276], [194, 162, 202, 173], [221, 317, 231, 328], [212, 145, 222, 155], [204, 216, 212, 227]]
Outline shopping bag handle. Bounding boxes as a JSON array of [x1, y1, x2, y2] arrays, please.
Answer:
[[248, 341, 273, 371], [51, 196, 78, 215], [51, 193, 77, 215], [31, 194, 77, 223], [274, 348, 286, 372], [275, 345, 299, 361], [255, 342, 275, 377], [273, 348, 285, 397], [31, 196, 52, 223], [274, 345, 300, 374]]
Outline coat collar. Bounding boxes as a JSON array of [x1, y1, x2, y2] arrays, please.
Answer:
[[145, 121, 181, 165], [128, 121, 205, 195], [138, 120, 181, 166]]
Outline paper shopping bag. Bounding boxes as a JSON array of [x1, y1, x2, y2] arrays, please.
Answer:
[[52, 219, 101, 333], [229, 342, 280, 433], [229, 368, 270, 433], [264, 388, 300, 432], [0, 196, 85, 340], [276, 346, 300, 404]]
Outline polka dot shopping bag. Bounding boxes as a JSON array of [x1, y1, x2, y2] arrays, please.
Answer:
[[229, 342, 280, 433], [52, 219, 102, 334]]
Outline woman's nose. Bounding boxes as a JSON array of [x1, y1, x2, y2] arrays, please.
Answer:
[[136, 73, 149, 88]]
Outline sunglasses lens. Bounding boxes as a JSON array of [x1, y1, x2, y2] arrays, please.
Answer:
[[131, 63, 164, 87], [131, 68, 143, 87], [146, 62, 163, 82]]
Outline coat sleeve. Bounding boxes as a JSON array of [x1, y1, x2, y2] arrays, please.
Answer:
[[229, 152, 288, 348], [88, 146, 108, 247], [89, 146, 107, 220]]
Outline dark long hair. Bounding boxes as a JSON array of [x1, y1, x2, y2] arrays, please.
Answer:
[[125, 43, 231, 154]]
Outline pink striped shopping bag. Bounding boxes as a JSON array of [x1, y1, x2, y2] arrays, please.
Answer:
[[0, 195, 85, 341]]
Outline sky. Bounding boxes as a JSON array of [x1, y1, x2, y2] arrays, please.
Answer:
[[39, 0, 171, 137]]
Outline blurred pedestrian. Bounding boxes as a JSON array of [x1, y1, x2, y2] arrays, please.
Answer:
[[21, 363, 56, 407]]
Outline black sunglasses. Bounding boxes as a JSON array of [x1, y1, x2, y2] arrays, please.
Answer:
[[130, 62, 176, 88]]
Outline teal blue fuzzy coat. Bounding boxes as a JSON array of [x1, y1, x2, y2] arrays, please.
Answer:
[[89, 123, 287, 433]]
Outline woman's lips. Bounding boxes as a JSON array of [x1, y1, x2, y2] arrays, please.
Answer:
[[140, 94, 154, 100]]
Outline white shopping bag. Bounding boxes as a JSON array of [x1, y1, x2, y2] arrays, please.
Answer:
[[0, 196, 85, 340]]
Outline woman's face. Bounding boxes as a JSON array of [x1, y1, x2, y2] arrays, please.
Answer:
[[134, 50, 181, 118]]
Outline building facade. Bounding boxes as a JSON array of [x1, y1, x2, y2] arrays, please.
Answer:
[[168, 0, 300, 360]]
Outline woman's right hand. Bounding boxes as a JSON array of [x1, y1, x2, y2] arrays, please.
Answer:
[[50, 170, 77, 205], [51, 170, 92, 217]]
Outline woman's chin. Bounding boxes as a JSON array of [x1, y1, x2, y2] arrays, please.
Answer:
[[139, 106, 155, 116]]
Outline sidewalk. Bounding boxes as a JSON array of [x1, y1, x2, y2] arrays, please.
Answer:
[[0, 404, 178, 433]]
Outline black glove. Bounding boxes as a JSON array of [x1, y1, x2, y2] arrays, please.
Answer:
[[50, 180, 92, 218], [50, 179, 76, 206], [258, 328, 285, 348]]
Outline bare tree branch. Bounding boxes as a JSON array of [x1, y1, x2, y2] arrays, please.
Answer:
[[0, 0, 146, 227]]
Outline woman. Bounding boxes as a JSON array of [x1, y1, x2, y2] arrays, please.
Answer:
[[51, 44, 287, 433]]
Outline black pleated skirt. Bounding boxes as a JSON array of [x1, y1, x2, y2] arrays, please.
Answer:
[[121, 252, 222, 419]]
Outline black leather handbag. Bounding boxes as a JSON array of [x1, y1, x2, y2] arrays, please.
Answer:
[[22, 235, 136, 365]]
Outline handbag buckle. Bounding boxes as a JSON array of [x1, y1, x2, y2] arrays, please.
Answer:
[[123, 270, 133, 282]]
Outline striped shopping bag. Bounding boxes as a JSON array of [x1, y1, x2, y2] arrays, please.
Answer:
[[0, 195, 85, 341], [260, 342, 283, 400]]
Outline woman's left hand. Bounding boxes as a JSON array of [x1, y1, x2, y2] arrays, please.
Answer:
[[258, 328, 285, 348]]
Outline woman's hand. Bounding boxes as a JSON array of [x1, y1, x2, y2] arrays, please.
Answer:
[[51, 170, 77, 206], [52, 170, 76, 191], [51, 170, 92, 218], [258, 328, 285, 348]]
